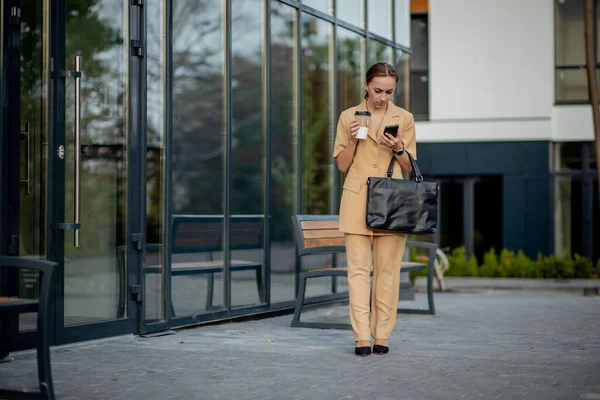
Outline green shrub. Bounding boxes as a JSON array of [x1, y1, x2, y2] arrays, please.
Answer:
[[445, 247, 479, 277], [409, 245, 598, 281]]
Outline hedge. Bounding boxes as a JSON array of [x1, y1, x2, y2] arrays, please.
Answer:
[[410, 246, 600, 281]]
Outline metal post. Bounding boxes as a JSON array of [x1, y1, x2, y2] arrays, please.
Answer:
[[463, 178, 475, 259]]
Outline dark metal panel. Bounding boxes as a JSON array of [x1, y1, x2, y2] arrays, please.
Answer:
[[466, 142, 527, 174], [428, 142, 468, 175]]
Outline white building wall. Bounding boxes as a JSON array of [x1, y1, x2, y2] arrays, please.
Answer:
[[415, 0, 594, 143]]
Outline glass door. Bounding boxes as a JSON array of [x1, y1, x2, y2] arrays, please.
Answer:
[[0, 0, 50, 353], [51, 0, 141, 342]]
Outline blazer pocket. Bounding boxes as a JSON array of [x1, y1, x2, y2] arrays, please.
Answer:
[[343, 177, 362, 194]]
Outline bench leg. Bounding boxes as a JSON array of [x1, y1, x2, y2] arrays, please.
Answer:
[[426, 256, 436, 315], [37, 307, 55, 399], [255, 267, 264, 303], [290, 274, 352, 330], [290, 274, 307, 327], [397, 264, 436, 315]]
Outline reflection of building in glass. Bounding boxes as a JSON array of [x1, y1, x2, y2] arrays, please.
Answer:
[[410, 0, 599, 263]]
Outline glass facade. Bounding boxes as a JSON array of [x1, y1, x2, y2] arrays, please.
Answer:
[[553, 142, 599, 263], [555, 0, 600, 102], [0, 0, 411, 350]]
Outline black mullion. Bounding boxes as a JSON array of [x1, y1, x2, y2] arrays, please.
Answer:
[[295, 7, 302, 217], [50, 0, 66, 343], [131, 0, 146, 332], [223, 0, 232, 312], [262, 0, 271, 306], [164, 0, 174, 323], [293, 7, 302, 296]]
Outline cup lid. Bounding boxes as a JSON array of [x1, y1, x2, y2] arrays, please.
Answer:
[[355, 111, 371, 116]]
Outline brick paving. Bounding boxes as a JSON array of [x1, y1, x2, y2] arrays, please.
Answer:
[[1, 291, 599, 400]]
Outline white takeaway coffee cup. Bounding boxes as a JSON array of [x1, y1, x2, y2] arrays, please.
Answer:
[[354, 111, 371, 140]]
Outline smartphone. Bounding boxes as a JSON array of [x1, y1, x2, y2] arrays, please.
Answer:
[[383, 124, 399, 138]]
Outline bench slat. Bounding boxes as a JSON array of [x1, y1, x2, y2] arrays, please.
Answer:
[[302, 229, 344, 239], [304, 238, 346, 248], [145, 260, 260, 275], [300, 220, 339, 230], [0, 297, 38, 314]]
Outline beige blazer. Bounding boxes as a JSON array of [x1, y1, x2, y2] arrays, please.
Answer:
[[333, 100, 417, 236]]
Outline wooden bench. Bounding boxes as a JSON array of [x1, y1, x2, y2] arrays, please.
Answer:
[[145, 215, 264, 314], [0, 256, 57, 400], [290, 215, 437, 329]]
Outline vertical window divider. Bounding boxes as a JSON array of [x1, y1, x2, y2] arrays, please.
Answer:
[[223, 0, 233, 312], [293, 6, 302, 296], [363, 0, 368, 72], [331, 15, 338, 214], [164, 0, 173, 324], [294, 8, 302, 215], [263, 0, 272, 306]]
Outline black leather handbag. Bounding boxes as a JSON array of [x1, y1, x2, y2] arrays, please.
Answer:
[[366, 152, 438, 235]]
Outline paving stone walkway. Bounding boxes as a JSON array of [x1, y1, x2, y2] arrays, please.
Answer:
[[1, 291, 599, 400]]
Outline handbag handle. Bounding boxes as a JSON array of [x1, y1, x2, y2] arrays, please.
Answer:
[[385, 151, 423, 182]]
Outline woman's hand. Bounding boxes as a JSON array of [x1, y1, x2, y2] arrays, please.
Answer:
[[379, 132, 402, 152], [349, 120, 360, 144]]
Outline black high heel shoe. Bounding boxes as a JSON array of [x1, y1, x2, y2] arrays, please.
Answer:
[[355, 346, 372, 356], [373, 344, 389, 354]]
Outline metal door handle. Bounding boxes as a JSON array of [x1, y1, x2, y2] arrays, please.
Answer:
[[20, 122, 30, 194], [74, 56, 82, 247]]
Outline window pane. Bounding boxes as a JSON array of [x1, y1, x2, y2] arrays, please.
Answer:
[[410, 15, 428, 70], [301, 14, 332, 216], [555, 0, 585, 66], [301, 0, 332, 15], [337, 27, 364, 227], [172, 0, 224, 315], [270, 1, 297, 304], [145, 0, 168, 323], [336, 0, 362, 27], [231, 0, 264, 308], [368, 40, 393, 67], [409, 70, 429, 119], [394, 0, 410, 47], [368, 0, 392, 39], [337, 27, 364, 114], [555, 68, 596, 101], [556, 142, 583, 171], [394, 51, 410, 110]]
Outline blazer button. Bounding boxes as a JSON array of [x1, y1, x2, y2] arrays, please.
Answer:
[[373, 164, 378, 168], [372, 143, 377, 147]]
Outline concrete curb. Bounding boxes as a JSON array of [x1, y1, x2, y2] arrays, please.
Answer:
[[414, 277, 600, 293]]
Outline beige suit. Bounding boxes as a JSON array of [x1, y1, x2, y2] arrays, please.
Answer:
[[333, 99, 417, 342]]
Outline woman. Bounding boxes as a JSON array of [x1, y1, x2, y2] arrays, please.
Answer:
[[333, 62, 416, 356]]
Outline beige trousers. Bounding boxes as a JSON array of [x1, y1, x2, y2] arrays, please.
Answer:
[[345, 233, 407, 342]]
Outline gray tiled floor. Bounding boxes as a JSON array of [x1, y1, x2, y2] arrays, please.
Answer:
[[1, 291, 599, 400]]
